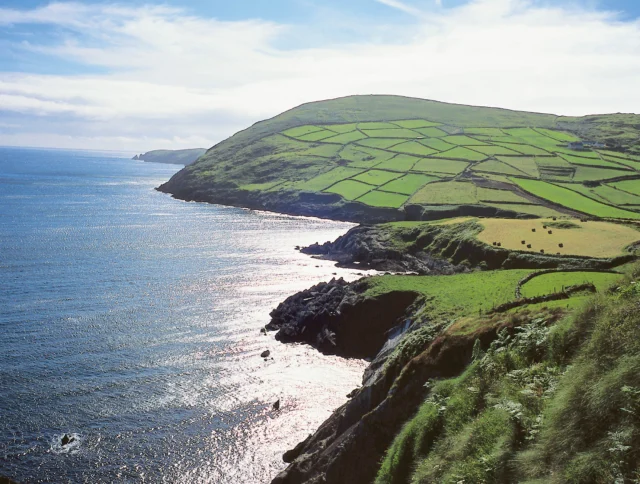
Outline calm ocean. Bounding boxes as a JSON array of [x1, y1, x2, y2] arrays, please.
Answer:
[[0, 147, 368, 483]]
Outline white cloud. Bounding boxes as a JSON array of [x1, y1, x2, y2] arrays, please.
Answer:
[[1, 0, 640, 150]]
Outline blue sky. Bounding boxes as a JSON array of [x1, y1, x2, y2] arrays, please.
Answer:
[[1, 0, 640, 150]]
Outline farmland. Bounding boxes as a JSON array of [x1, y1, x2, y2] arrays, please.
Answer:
[[277, 117, 640, 217], [163, 95, 640, 221], [476, 217, 640, 257]]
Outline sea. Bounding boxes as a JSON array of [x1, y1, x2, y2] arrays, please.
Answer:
[[0, 147, 369, 483]]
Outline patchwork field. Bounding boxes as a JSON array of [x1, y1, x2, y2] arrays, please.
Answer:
[[476, 217, 640, 257], [173, 96, 640, 221], [275, 119, 640, 217]]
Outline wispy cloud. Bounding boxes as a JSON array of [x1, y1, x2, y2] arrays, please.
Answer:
[[375, 0, 425, 17], [1, 0, 639, 150]]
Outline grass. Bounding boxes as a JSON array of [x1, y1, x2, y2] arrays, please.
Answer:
[[476, 217, 640, 257], [282, 125, 324, 137], [376, 269, 640, 484], [472, 159, 528, 176], [362, 128, 422, 138], [380, 174, 440, 195], [558, 153, 630, 169], [319, 122, 359, 133], [357, 191, 409, 208], [324, 179, 373, 200], [572, 166, 634, 182], [322, 131, 368, 144], [499, 143, 551, 156], [496, 156, 539, 177], [520, 271, 623, 297], [513, 178, 640, 219], [610, 179, 640, 197], [296, 166, 364, 191], [414, 127, 449, 137], [476, 187, 531, 203], [389, 141, 438, 156], [410, 181, 478, 205], [340, 145, 395, 165], [472, 144, 523, 156], [413, 158, 469, 175], [442, 135, 488, 146], [434, 147, 487, 162], [356, 138, 406, 149], [419, 138, 457, 151], [393, 119, 443, 129], [358, 122, 401, 129], [376, 154, 420, 171], [354, 169, 403, 186], [363, 269, 531, 316]]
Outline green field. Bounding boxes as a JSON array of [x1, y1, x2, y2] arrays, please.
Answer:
[[363, 270, 531, 317], [353, 170, 401, 186], [380, 174, 440, 195], [357, 191, 409, 208], [512, 178, 640, 219], [410, 181, 478, 205], [520, 271, 622, 297], [172, 95, 640, 218], [324, 179, 373, 200]]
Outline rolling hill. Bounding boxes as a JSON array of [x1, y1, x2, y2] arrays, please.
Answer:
[[158, 95, 640, 222]]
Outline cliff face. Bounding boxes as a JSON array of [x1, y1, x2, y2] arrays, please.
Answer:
[[268, 279, 554, 484]]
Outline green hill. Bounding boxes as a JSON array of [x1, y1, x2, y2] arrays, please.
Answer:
[[134, 148, 206, 165], [158, 95, 640, 222]]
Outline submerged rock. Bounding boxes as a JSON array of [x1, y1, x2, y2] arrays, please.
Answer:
[[261, 350, 270, 358], [61, 434, 75, 446]]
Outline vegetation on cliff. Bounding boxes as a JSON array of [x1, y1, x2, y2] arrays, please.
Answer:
[[376, 268, 640, 484]]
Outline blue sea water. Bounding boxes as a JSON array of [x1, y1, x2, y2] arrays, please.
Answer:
[[0, 147, 368, 483]]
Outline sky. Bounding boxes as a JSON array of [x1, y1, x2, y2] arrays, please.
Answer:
[[0, 0, 639, 151]]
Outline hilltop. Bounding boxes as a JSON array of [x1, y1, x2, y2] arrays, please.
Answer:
[[158, 95, 640, 223], [133, 148, 206, 166]]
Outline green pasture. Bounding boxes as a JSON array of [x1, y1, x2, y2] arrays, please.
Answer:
[[434, 147, 487, 162], [357, 191, 409, 208], [389, 141, 437, 156], [472, 160, 527, 176], [520, 271, 622, 298], [362, 128, 422, 138], [513, 178, 640, 219], [380, 174, 440, 195], [324, 179, 373, 200], [363, 270, 531, 317], [496, 156, 539, 177], [393, 119, 442, 129], [375, 154, 419, 171], [413, 158, 468, 174], [610, 179, 640, 196], [296, 166, 364, 191], [354, 169, 402, 186], [410, 181, 478, 205]]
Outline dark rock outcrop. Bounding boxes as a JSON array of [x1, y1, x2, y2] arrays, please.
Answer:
[[266, 278, 419, 359], [302, 225, 465, 275], [301, 223, 635, 273]]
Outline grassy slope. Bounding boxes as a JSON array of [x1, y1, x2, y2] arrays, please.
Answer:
[[375, 267, 639, 484], [160, 95, 640, 221], [137, 148, 206, 165]]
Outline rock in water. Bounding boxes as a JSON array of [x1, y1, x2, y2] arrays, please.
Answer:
[[273, 399, 280, 411], [261, 350, 270, 358], [61, 434, 75, 446]]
